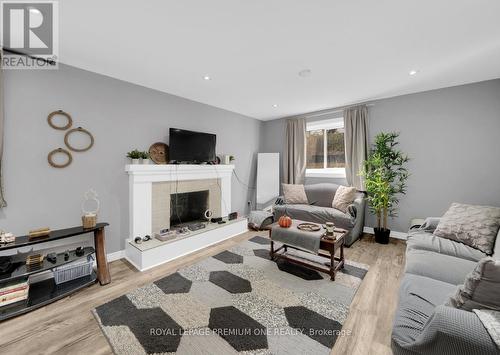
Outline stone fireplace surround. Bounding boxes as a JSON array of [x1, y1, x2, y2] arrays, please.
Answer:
[[125, 164, 247, 271], [152, 178, 222, 232]]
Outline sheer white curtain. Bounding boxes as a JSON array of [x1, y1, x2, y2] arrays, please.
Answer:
[[344, 105, 368, 191], [283, 118, 306, 184], [0, 53, 6, 208]]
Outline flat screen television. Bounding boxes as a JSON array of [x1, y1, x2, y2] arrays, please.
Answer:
[[169, 128, 216, 163]]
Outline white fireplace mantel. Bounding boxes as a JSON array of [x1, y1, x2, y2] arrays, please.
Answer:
[[124, 164, 248, 271], [125, 164, 234, 239]]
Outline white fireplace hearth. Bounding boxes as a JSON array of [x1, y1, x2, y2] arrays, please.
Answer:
[[124, 164, 248, 271]]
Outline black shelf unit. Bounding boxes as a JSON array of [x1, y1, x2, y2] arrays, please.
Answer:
[[0, 224, 108, 321], [0, 271, 97, 321], [0, 247, 95, 284]]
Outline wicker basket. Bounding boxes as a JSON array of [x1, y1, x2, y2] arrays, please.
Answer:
[[53, 255, 94, 285]]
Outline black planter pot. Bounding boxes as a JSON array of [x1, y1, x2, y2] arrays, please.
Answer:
[[374, 227, 390, 244]]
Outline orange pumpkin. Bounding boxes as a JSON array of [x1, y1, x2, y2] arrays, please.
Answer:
[[278, 215, 292, 228]]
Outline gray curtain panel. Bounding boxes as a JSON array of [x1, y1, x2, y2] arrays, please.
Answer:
[[0, 56, 6, 208], [283, 118, 306, 184], [344, 105, 368, 191]]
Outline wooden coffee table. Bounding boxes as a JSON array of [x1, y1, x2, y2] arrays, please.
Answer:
[[266, 223, 347, 281]]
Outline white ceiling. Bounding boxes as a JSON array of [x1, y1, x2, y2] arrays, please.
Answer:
[[58, 0, 500, 120]]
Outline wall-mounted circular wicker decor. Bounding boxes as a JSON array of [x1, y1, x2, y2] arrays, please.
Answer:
[[64, 127, 94, 152], [47, 110, 73, 130], [149, 142, 169, 164], [48, 148, 73, 168]]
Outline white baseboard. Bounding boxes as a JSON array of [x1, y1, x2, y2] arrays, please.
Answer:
[[363, 227, 407, 240], [107, 250, 125, 262]]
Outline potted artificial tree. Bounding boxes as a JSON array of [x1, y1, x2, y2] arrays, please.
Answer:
[[361, 132, 409, 244]]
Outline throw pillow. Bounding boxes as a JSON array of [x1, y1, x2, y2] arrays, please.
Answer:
[[282, 184, 308, 204], [447, 257, 500, 311], [332, 185, 357, 213], [434, 203, 500, 255]]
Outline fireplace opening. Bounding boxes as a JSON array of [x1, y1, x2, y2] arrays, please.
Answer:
[[170, 190, 209, 227]]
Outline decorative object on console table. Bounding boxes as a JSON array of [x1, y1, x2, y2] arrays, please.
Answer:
[[0, 231, 15, 244], [81, 189, 100, 229], [26, 254, 44, 266], [82, 214, 97, 229], [53, 254, 94, 285], [126, 149, 142, 164], [0, 279, 29, 307], [28, 227, 51, 239], [361, 132, 409, 244], [148, 142, 169, 164]]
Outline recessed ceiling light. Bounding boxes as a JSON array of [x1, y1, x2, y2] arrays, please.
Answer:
[[298, 69, 312, 77], [272, 104, 278, 108], [409, 70, 418, 76], [203, 75, 211, 81]]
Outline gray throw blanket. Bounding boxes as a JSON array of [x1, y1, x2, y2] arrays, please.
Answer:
[[474, 309, 500, 350], [270, 220, 323, 254], [248, 210, 274, 230]]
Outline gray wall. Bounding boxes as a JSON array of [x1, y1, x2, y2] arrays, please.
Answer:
[[261, 79, 500, 232], [1, 64, 261, 253]]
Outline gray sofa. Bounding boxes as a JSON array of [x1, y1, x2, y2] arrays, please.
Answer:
[[392, 218, 500, 355], [273, 183, 365, 246]]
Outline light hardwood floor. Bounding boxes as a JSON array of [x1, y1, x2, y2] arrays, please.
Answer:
[[0, 231, 406, 355]]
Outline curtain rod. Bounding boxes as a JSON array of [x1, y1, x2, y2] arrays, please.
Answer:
[[304, 103, 375, 118]]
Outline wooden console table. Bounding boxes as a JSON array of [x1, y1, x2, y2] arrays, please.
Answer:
[[0, 223, 110, 321]]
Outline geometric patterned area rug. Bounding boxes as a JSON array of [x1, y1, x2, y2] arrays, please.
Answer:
[[93, 236, 368, 354]]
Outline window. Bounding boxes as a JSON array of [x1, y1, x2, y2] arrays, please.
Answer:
[[306, 118, 346, 178]]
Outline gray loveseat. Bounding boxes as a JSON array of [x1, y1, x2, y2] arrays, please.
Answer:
[[391, 218, 500, 355], [273, 183, 365, 246]]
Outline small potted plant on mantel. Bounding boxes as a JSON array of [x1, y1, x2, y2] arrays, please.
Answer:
[[361, 132, 409, 244], [126, 149, 142, 164], [141, 151, 151, 164]]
